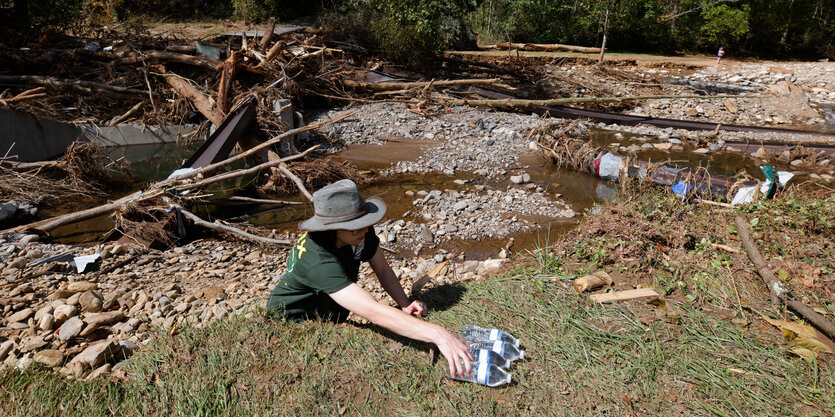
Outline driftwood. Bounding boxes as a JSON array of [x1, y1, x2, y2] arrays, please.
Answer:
[[449, 94, 756, 109], [259, 17, 276, 49], [208, 196, 302, 206], [110, 51, 222, 71], [174, 204, 290, 245], [161, 72, 221, 125], [590, 288, 659, 303], [262, 40, 285, 65], [484, 42, 601, 54], [0, 75, 150, 97], [344, 78, 514, 92], [173, 145, 319, 190], [108, 101, 145, 126], [734, 216, 835, 341], [217, 51, 242, 117]]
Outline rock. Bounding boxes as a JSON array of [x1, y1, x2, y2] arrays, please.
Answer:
[[34, 305, 54, 322], [57, 316, 84, 342], [8, 257, 26, 269], [509, 175, 524, 184], [19, 234, 39, 245], [0, 340, 14, 362], [244, 250, 262, 262], [80, 311, 126, 336], [67, 281, 98, 292], [724, 100, 738, 113], [16, 355, 33, 370], [419, 225, 434, 242], [458, 260, 479, 273], [7, 307, 34, 324], [38, 313, 54, 331], [118, 340, 138, 358], [452, 201, 468, 211], [693, 148, 709, 154], [54, 304, 79, 322], [22, 336, 47, 352], [483, 259, 504, 272], [71, 339, 118, 369], [201, 287, 225, 300], [752, 147, 771, 159], [653, 143, 673, 151], [684, 107, 698, 116], [34, 349, 64, 368], [85, 363, 112, 380], [79, 291, 103, 313], [790, 159, 804, 167]]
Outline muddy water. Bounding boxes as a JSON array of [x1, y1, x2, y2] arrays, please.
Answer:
[[48, 130, 767, 257]]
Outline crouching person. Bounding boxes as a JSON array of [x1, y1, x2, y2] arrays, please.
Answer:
[[267, 180, 472, 377]]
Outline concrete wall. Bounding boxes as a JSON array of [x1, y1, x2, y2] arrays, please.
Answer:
[[0, 108, 206, 162]]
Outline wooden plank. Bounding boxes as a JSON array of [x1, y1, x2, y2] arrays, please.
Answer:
[[590, 288, 659, 303]]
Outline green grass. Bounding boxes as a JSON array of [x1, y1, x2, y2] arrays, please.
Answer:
[[2, 275, 833, 416]]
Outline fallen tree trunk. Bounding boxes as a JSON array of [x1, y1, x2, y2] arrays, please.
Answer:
[[259, 17, 276, 49], [0, 75, 150, 97], [175, 204, 290, 245], [484, 42, 601, 54], [345, 78, 514, 92], [161, 72, 221, 125], [449, 94, 756, 109], [110, 51, 222, 71], [734, 216, 835, 341]]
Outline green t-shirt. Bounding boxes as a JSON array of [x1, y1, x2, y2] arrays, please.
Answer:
[[267, 228, 380, 322]]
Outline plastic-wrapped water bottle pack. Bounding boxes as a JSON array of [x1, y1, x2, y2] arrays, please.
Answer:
[[448, 324, 525, 387]]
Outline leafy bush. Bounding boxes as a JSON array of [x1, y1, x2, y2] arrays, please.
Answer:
[[699, 4, 750, 49]]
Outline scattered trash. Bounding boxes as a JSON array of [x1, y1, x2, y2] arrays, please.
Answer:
[[462, 324, 520, 347], [730, 166, 794, 205], [449, 362, 512, 387], [468, 347, 511, 369], [467, 340, 525, 362]]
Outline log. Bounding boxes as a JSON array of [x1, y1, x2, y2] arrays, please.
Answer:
[[484, 42, 601, 54], [344, 78, 514, 92], [589, 288, 659, 303], [449, 94, 757, 109], [110, 51, 222, 72], [161, 72, 221, 125], [259, 17, 276, 49], [174, 204, 290, 245], [261, 40, 285, 65], [574, 271, 613, 293], [734, 216, 835, 341], [0, 75, 149, 97], [216, 51, 242, 117]]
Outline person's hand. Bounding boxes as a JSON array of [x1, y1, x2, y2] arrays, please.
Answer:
[[401, 300, 427, 316], [433, 328, 473, 378]]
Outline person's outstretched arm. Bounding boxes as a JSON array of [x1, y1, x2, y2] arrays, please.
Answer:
[[329, 283, 473, 377], [368, 249, 426, 315]]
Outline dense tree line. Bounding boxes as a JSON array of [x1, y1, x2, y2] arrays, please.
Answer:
[[3, 0, 832, 59]]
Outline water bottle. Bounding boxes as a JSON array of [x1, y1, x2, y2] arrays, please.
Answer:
[[469, 347, 510, 369], [449, 362, 512, 387], [468, 340, 525, 362], [462, 324, 520, 348]]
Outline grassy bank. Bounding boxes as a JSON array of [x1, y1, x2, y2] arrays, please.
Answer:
[[2, 186, 833, 416]]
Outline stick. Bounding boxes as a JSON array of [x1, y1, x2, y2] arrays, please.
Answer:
[[161, 72, 221, 125], [174, 146, 318, 191], [108, 101, 145, 126], [175, 204, 290, 245], [697, 199, 735, 209], [590, 288, 659, 303], [259, 17, 276, 49], [6, 93, 47, 103], [168, 111, 354, 183], [278, 164, 313, 201], [710, 243, 740, 254], [209, 196, 302, 206], [261, 40, 284, 65], [0, 75, 150, 97], [110, 51, 222, 71], [216, 51, 242, 117], [448, 94, 759, 109], [344, 78, 514, 92], [734, 216, 835, 341]]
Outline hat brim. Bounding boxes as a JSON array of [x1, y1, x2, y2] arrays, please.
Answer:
[[299, 198, 387, 231]]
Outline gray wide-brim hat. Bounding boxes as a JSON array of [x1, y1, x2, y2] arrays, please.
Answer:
[[299, 179, 387, 231]]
